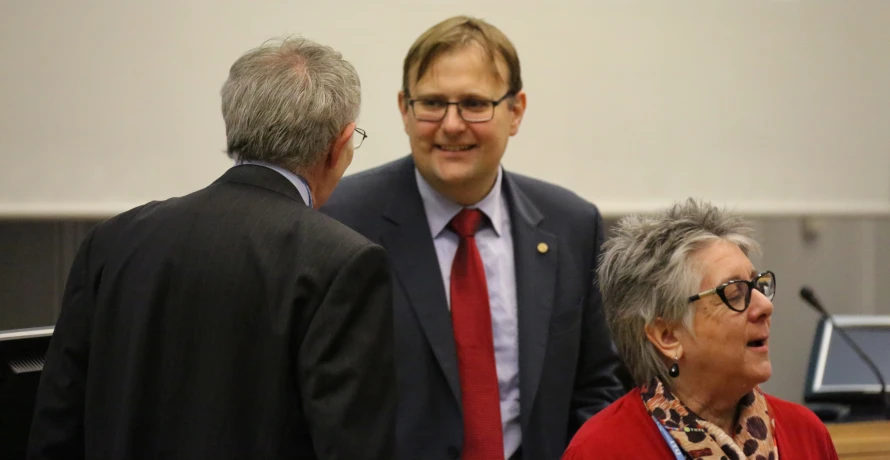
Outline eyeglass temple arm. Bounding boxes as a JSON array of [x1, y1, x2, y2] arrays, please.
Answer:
[[688, 288, 717, 303]]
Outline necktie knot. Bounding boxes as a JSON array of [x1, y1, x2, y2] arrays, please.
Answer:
[[449, 208, 484, 238]]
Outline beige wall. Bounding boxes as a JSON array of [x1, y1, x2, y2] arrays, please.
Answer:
[[3, 1, 890, 219]]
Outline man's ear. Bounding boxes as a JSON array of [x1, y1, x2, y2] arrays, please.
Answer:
[[509, 90, 527, 136], [644, 317, 684, 360], [398, 91, 410, 134], [326, 122, 356, 169]]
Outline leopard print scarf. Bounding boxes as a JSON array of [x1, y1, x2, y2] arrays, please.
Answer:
[[641, 379, 778, 460]]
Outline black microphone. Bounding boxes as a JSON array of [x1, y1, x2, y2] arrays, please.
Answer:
[[800, 286, 890, 420]]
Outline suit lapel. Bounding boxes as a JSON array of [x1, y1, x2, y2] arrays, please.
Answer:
[[503, 173, 558, 433], [380, 159, 461, 404], [378, 161, 559, 421]]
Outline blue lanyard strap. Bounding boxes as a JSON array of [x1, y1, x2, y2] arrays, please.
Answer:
[[652, 416, 686, 460]]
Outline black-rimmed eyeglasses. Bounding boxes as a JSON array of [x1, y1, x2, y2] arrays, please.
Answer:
[[687, 271, 776, 312], [353, 127, 367, 149], [407, 91, 515, 123]]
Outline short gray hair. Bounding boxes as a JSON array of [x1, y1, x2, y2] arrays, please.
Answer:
[[221, 37, 361, 170], [598, 199, 760, 386]]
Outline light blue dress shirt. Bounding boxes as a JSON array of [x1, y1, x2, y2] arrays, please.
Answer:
[[415, 167, 520, 459], [236, 160, 312, 207]]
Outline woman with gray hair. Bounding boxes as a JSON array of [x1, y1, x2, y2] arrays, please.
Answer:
[[564, 199, 837, 460]]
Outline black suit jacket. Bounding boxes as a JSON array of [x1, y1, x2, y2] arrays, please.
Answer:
[[28, 165, 396, 460], [321, 156, 624, 460]]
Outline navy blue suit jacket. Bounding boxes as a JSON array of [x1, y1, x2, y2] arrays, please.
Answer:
[[322, 156, 623, 460]]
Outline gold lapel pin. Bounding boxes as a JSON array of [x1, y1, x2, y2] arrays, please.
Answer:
[[537, 242, 549, 254]]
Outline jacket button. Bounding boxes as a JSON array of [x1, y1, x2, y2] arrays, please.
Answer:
[[447, 445, 460, 459]]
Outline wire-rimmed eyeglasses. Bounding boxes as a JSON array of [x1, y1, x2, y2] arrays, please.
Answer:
[[687, 271, 776, 312], [407, 91, 515, 123], [353, 127, 367, 149]]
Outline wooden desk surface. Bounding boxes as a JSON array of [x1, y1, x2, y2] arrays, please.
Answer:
[[826, 421, 890, 460]]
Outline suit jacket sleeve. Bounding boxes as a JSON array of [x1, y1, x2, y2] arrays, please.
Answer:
[[298, 243, 396, 460], [28, 228, 98, 460], [568, 210, 624, 435]]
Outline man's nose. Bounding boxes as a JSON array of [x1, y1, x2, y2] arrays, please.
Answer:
[[440, 104, 467, 133]]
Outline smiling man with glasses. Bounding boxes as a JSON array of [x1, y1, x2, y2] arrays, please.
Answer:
[[322, 15, 624, 460]]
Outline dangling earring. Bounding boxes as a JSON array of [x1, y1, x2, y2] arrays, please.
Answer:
[[669, 355, 680, 378]]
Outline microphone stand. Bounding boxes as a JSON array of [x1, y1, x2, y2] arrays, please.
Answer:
[[800, 286, 890, 421]]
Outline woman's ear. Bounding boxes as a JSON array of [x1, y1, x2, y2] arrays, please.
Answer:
[[645, 317, 684, 360]]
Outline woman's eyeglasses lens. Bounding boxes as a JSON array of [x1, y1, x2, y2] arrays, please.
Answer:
[[721, 272, 776, 311]]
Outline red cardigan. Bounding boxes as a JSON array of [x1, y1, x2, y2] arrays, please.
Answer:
[[563, 388, 839, 460]]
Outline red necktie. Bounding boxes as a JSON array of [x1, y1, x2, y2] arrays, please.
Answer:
[[449, 208, 504, 460]]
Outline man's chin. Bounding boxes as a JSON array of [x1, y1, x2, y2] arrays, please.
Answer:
[[432, 165, 479, 187]]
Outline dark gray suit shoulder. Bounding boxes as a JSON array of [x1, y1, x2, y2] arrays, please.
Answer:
[[508, 172, 601, 219], [92, 180, 377, 269], [324, 155, 602, 235], [322, 157, 411, 230]]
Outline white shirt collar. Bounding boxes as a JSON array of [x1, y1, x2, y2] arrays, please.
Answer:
[[414, 166, 505, 237], [236, 160, 312, 207]]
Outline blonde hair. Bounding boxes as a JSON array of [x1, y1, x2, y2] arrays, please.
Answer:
[[401, 16, 522, 97]]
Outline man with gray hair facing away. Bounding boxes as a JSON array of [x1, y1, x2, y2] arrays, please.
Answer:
[[28, 37, 394, 460]]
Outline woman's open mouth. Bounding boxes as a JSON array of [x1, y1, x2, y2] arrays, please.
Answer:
[[746, 338, 769, 351]]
